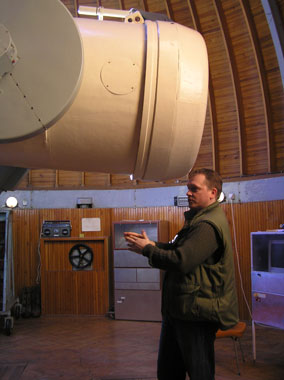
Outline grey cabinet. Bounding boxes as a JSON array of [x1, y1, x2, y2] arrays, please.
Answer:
[[251, 232, 284, 329], [113, 221, 168, 321]]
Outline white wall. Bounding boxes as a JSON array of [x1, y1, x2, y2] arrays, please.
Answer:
[[0, 176, 283, 209]]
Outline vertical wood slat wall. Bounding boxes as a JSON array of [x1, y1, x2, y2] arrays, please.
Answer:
[[12, 200, 284, 320]]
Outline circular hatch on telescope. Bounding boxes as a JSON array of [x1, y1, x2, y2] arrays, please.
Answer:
[[0, 0, 83, 142]]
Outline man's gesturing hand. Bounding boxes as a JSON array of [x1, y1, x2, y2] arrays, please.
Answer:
[[124, 230, 155, 254]]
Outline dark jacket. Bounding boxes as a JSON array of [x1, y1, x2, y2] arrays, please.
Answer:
[[142, 202, 239, 330]]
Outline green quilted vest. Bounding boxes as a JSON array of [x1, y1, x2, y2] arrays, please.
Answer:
[[162, 202, 239, 330]]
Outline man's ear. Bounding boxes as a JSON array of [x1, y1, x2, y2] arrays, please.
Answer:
[[210, 187, 218, 200]]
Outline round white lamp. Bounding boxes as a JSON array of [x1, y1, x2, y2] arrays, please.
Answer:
[[5, 196, 18, 208]]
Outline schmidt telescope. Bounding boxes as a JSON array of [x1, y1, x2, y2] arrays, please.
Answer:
[[0, 0, 208, 188]]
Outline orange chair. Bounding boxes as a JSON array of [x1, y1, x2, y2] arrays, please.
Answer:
[[216, 321, 247, 375]]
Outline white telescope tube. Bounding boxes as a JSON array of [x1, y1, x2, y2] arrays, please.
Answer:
[[0, 0, 208, 181]]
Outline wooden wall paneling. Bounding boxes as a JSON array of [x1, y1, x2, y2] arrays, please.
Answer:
[[222, 203, 252, 321], [240, 0, 274, 172], [78, 208, 112, 238], [81, 171, 86, 187], [12, 201, 284, 319], [55, 170, 59, 187], [266, 200, 284, 229], [15, 171, 29, 189], [29, 169, 57, 189], [57, 170, 84, 188], [84, 172, 111, 187], [70, 208, 82, 236], [12, 209, 41, 296], [110, 174, 136, 188]]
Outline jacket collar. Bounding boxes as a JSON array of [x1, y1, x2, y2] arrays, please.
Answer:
[[184, 201, 219, 227]]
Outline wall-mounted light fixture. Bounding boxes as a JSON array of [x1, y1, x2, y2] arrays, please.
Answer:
[[218, 192, 226, 203], [5, 196, 18, 208]]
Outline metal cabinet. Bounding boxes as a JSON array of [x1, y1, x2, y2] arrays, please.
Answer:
[[251, 231, 284, 329], [113, 221, 168, 321]]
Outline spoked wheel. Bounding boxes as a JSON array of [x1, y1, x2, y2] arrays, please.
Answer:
[[69, 244, 93, 269]]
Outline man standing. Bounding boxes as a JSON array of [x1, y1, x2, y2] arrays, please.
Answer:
[[124, 168, 239, 380]]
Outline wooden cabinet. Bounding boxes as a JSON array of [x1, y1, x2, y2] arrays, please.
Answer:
[[40, 237, 109, 315], [112, 221, 168, 321]]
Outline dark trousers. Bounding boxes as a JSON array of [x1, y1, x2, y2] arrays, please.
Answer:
[[157, 316, 218, 380]]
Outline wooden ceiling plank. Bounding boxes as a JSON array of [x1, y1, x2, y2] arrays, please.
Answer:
[[187, 0, 217, 171], [240, 0, 275, 172], [73, 0, 78, 17], [213, 0, 245, 176], [118, 0, 124, 9], [163, 0, 174, 19], [28, 170, 32, 188], [55, 170, 59, 188], [143, 0, 149, 12], [81, 172, 85, 187]]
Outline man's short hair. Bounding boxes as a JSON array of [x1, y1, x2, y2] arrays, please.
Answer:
[[188, 168, 223, 198]]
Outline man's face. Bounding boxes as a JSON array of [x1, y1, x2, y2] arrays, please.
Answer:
[[186, 174, 217, 211]]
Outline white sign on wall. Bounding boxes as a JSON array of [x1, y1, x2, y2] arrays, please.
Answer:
[[82, 218, 101, 232]]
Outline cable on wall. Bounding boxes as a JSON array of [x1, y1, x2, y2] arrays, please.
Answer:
[[229, 198, 253, 319]]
